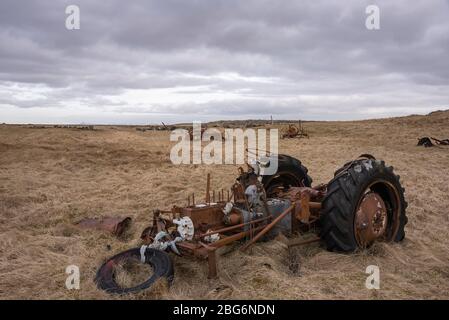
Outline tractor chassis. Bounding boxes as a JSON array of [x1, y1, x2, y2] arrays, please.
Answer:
[[140, 172, 326, 278]]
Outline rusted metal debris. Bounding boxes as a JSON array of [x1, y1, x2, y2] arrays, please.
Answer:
[[54, 125, 95, 130], [417, 136, 449, 147], [281, 121, 309, 139], [136, 122, 177, 132], [26, 124, 95, 130], [135, 166, 326, 278], [77, 216, 131, 237], [287, 236, 320, 248], [354, 192, 387, 247], [96, 153, 408, 294], [188, 125, 207, 140]]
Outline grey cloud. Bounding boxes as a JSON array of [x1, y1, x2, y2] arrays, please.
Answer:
[[0, 0, 448, 123]]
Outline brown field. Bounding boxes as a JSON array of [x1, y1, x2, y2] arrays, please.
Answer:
[[1, 111, 449, 300]]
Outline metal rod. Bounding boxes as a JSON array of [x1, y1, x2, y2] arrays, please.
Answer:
[[199, 216, 272, 238], [206, 173, 210, 204], [288, 237, 320, 247], [210, 225, 266, 248], [240, 204, 295, 252], [196, 242, 219, 278], [207, 249, 217, 278], [309, 202, 321, 209], [240, 183, 250, 212]]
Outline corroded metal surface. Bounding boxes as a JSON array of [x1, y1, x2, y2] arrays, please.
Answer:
[[77, 216, 131, 237], [281, 122, 309, 139], [355, 192, 388, 246]]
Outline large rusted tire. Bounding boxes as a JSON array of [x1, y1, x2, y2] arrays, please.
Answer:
[[320, 157, 408, 252], [95, 247, 174, 294], [262, 154, 312, 196]]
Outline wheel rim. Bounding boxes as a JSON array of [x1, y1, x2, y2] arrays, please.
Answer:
[[354, 192, 388, 247], [354, 180, 401, 247]]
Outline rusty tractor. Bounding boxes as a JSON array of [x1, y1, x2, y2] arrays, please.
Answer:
[[281, 122, 309, 139], [95, 154, 407, 294]]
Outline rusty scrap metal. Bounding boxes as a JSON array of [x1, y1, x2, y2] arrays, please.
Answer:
[[95, 152, 407, 294], [240, 204, 295, 252], [431, 137, 449, 145], [281, 121, 309, 139], [136, 166, 323, 278], [279, 186, 323, 223], [198, 215, 271, 240], [418, 136, 449, 147], [354, 192, 388, 247], [417, 137, 434, 147], [206, 173, 211, 203], [77, 216, 131, 237], [287, 236, 321, 247], [188, 125, 207, 140]]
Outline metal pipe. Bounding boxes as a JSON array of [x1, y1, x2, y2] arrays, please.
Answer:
[[309, 202, 322, 209], [206, 173, 210, 204], [199, 215, 272, 238], [288, 237, 320, 247], [210, 225, 266, 248], [240, 204, 295, 251]]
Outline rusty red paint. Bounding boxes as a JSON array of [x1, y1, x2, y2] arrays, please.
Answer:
[[77, 216, 131, 237]]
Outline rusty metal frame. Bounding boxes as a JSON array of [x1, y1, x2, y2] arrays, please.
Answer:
[[139, 167, 329, 278]]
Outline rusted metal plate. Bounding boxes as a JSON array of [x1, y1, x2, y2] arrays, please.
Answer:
[[287, 236, 320, 247], [281, 123, 309, 139], [181, 204, 225, 229], [77, 216, 131, 237], [280, 186, 322, 200], [355, 192, 387, 246]]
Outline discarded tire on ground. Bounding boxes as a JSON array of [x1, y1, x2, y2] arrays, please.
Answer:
[[262, 154, 312, 196], [95, 247, 174, 294], [320, 156, 408, 252]]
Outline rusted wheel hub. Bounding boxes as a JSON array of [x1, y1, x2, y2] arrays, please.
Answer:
[[355, 192, 388, 247]]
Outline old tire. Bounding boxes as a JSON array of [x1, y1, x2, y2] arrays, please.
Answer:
[[262, 154, 312, 196], [320, 157, 408, 252], [95, 247, 174, 294]]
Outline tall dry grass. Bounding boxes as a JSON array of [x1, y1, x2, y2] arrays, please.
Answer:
[[0, 111, 448, 299]]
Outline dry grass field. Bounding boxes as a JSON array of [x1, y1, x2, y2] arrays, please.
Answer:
[[1, 110, 449, 300]]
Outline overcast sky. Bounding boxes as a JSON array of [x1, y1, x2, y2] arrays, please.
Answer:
[[0, 0, 448, 124]]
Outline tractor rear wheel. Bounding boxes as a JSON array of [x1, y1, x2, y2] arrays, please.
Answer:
[[262, 154, 312, 197], [320, 156, 408, 252]]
